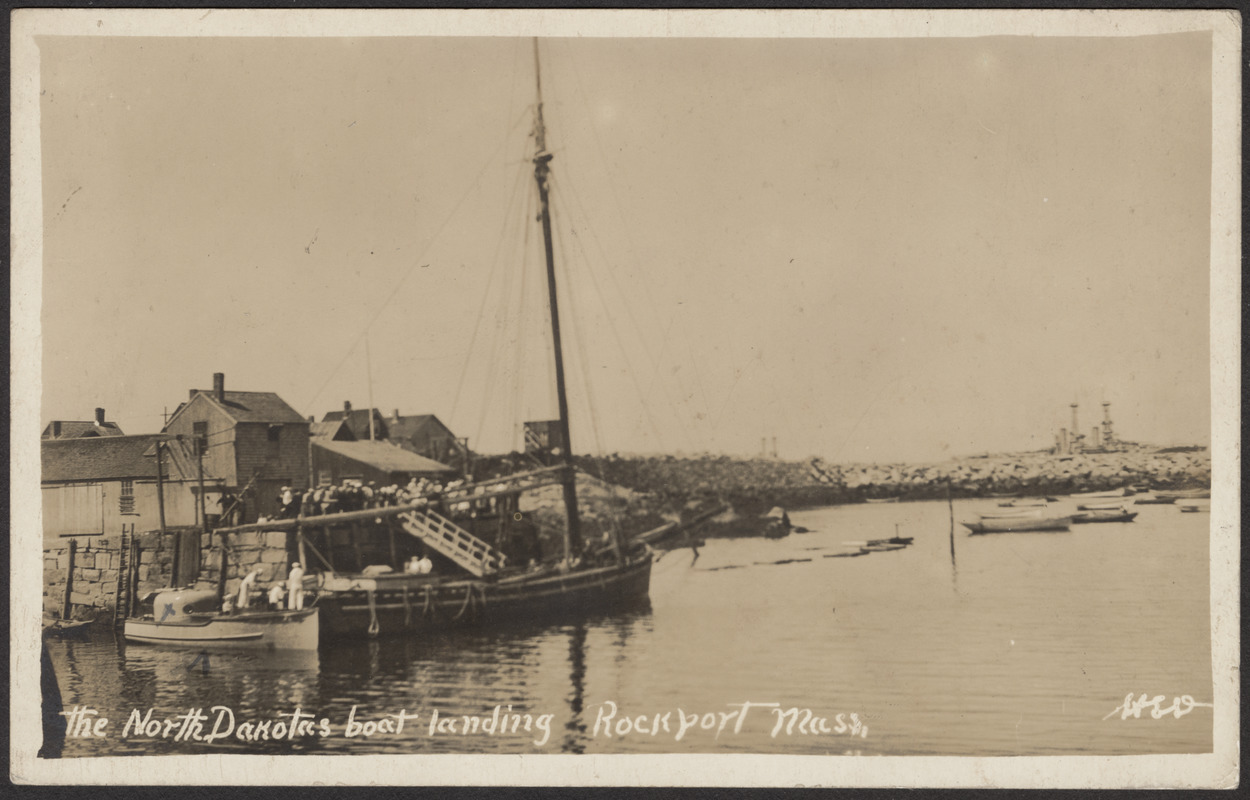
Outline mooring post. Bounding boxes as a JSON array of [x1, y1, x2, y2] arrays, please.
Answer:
[[62, 539, 77, 620]]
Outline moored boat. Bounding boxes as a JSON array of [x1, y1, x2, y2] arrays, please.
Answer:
[[1178, 501, 1210, 513], [865, 497, 900, 504], [998, 498, 1049, 508], [1070, 487, 1135, 499], [124, 589, 318, 650], [962, 515, 1073, 534], [1156, 489, 1211, 502], [1071, 508, 1138, 524], [979, 508, 1044, 519]]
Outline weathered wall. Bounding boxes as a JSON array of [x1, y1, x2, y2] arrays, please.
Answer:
[[197, 528, 296, 603], [42, 525, 293, 620], [42, 529, 180, 621], [42, 478, 201, 545]]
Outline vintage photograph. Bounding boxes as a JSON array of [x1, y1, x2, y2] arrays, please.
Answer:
[[11, 9, 1238, 787]]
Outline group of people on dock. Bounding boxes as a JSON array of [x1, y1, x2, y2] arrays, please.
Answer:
[[269, 477, 474, 521]]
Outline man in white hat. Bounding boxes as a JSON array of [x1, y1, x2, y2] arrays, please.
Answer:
[[287, 562, 305, 610], [237, 567, 262, 609]]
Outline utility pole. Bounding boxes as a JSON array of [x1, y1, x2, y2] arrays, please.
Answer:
[[155, 441, 173, 585]]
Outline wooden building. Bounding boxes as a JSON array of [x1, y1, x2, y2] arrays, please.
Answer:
[[41, 407, 124, 439], [321, 401, 389, 441], [310, 422, 454, 486], [41, 434, 204, 546], [161, 373, 309, 523], [386, 410, 463, 464]]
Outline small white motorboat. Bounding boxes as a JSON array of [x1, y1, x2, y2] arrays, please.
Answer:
[[124, 589, 318, 650]]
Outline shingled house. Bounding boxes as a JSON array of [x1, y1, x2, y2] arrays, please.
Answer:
[[41, 408, 124, 439], [321, 401, 389, 441], [162, 373, 309, 523], [386, 410, 463, 464], [41, 434, 204, 546], [310, 421, 454, 486]]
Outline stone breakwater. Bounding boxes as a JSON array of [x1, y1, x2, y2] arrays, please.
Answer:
[[477, 448, 1210, 544]]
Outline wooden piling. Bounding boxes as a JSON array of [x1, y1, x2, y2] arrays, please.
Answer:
[[61, 539, 76, 620]]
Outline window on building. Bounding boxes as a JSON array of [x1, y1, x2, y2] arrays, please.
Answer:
[[119, 479, 136, 515], [193, 421, 208, 455], [267, 424, 282, 443]]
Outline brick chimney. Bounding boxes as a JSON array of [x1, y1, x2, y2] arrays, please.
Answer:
[[52, 421, 62, 436], [344, 400, 352, 415], [393, 408, 401, 423], [213, 372, 225, 403], [94, 408, 106, 426]]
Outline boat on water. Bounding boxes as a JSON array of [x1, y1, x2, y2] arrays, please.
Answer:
[[997, 498, 1049, 508], [979, 508, 1044, 519], [200, 43, 718, 639], [1156, 489, 1211, 502], [124, 589, 319, 650], [1134, 495, 1177, 505], [1070, 487, 1136, 499], [962, 515, 1073, 534], [1076, 501, 1124, 511], [1178, 502, 1210, 513], [1071, 508, 1138, 524], [864, 497, 900, 504]]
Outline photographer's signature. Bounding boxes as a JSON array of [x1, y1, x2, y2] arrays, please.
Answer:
[[1103, 693, 1213, 721]]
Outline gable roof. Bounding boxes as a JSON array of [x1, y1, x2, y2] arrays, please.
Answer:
[[41, 420, 125, 439], [321, 408, 387, 439], [311, 419, 356, 441], [172, 390, 308, 426], [141, 436, 223, 483], [388, 413, 455, 442], [42, 434, 167, 482], [313, 439, 454, 475]]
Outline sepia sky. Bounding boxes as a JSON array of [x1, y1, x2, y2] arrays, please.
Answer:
[[36, 31, 1214, 463]]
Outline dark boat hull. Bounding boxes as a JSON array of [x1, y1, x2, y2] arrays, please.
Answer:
[[314, 553, 653, 638]]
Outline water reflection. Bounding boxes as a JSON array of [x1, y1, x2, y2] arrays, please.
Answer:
[[45, 500, 1212, 757], [563, 622, 588, 753]]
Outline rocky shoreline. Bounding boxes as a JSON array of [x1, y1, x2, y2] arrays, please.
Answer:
[[480, 447, 1211, 546]]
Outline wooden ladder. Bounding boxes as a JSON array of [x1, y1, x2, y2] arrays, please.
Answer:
[[397, 509, 507, 577]]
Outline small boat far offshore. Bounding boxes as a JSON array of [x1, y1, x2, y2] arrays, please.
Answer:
[[962, 515, 1073, 534], [864, 497, 900, 504], [1071, 509, 1138, 524]]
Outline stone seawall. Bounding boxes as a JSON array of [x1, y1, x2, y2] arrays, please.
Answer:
[[43, 527, 294, 621], [42, 530, 179, 621]]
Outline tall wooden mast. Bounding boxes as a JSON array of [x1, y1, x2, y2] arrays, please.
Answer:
[[531, 39, 583, 558]]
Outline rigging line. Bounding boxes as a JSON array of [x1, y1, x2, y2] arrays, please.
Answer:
[[550, 42, 703, 453], [510, 182, 537, 453], [304, 105, 533, 415], [559, 39, 671, 356], [832, 373, 906, 463], [552, 188, 692, 455], [473, 186, 522, 451], [447, 153, 531, 427], [476, 148, 536, 451], [549, 197, 607, 459], [550, 187, 677, 455], [681, 314, 714, 434], [497, 183, 532, 452], [554, 155, 704, 438]]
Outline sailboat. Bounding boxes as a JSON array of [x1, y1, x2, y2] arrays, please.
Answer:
[[205, 41, 673, 639]]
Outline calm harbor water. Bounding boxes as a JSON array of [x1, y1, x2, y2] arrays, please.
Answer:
[[45, 498, 1213, 757]]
